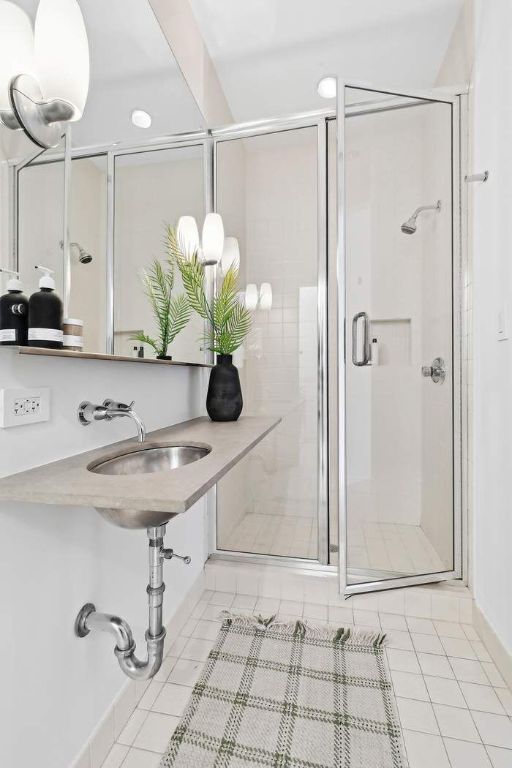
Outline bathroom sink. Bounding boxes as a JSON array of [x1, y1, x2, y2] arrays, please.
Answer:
[[87, 442, 211, 529], [89, 443, 211, 476]]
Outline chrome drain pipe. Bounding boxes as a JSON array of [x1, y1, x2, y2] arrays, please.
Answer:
[[74, 525, 191, 681]]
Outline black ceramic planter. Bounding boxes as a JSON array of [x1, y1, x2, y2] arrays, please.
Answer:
[[206, 354, 243, 422], [156, 354, 173, 360]]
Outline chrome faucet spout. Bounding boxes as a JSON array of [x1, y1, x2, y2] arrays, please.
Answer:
[[78, 398, 146, 443]]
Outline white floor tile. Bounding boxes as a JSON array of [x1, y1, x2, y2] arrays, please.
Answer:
[[153, 657, 177, 683], [434, 621, 466, 639], [403, 730, 450, 768], [353, 609, 380, 627], [424, 676, 467, 707], [460, 683, 506, 715], [386, 629, 414, 652], [255, 597, 280, 614], [380, 613, 408, 631], [396, 697, 439, 735], [412, 633, 445, 656], [472, 642, 493, 663], [387, 649, 421, 674], [417, 653, 454, 679], [472, 712, 512, 749], [190, 601, 209, 620], [483, 664, 507, 689], [496, 688, 512, 717], [166, 636, 188, 658], [232, 594, 258, 611], [151, 683, 192, 717], [193, 619, 221, 641], [167, 658, 203, 688], [328, 605, 354, 627], [101, 743, 129, 768], [450, 658, 490, 685], [117, 710, 148, 747], [304, 602, 328, 621], [201, 604, 225, 622], [433, 704, 481, 742], [441, 637, 477, 660], [180, 618, 197, 637], [407, 618, 437, 636], [391, 671, 429, 701], [121, 748, 161, 768], [137, 682, 164, 711], [133, 712, 179, 753], [444, 738, 493, 768], [486, 745, 512, 767], [209, 591, 235, 607], [181, 637, 215, 662]]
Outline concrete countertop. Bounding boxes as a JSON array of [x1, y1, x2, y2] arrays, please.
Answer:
[[0, 416, 280, 513]]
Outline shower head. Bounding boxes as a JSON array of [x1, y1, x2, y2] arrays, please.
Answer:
[[401, 200, 441, 235], [60, 240, 94, 263], [71, 242, 93, 264]]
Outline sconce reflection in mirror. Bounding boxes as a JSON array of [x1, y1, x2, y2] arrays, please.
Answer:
[[0, 0, 89, 149], [245, 282, 273, 311]]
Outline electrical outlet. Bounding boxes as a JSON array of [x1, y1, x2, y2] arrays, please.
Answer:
[[0, 388, 50, 428]]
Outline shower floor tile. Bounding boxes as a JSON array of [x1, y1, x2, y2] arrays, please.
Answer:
[[101, 587, 512, 768]]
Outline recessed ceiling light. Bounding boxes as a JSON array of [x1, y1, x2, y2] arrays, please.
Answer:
[[317, 76, 337, 99], [131, 109, 152, 128]]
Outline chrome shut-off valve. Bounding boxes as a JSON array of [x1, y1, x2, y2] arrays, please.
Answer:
[[161, 548, 191, 565]]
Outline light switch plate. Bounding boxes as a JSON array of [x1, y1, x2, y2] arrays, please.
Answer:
[[0, 387, 50, 428]]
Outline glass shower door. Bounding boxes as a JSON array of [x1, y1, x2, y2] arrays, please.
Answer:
[[214, 123, 327, 562], [339, 85, 462, 594]]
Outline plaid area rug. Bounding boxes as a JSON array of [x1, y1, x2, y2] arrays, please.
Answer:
[[160, 613, 406, 768]]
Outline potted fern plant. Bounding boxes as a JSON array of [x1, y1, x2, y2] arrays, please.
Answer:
[[132, 257, 191, 360], [167, 227, 252, 421]]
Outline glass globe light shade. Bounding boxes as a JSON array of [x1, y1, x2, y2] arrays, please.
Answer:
[[201, 213, 224, 265], [0, 1, 33, 111], [34, 0, 90, 119], [177, 216, 199, 260], [221, 237, 240, 274]]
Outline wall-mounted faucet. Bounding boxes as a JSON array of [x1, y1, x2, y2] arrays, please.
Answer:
[[78, 399, 146, 442]]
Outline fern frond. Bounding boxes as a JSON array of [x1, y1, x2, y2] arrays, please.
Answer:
[[168, 293, 193, 343], [176, 253, 211, 323], [131, 332, 160, 355]]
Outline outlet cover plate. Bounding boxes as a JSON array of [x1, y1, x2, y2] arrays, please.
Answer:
[[0, 387, 50, 428]]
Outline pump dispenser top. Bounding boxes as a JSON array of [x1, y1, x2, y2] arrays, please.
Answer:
[[0, 268, 23, 292], [35, 264, 56, 290]]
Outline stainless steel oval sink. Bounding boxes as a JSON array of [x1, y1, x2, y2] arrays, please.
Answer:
[[89, 444, 211, 476], [87, 442, 211, 530]]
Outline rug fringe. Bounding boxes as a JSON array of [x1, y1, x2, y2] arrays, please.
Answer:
[[219, 611, 386, 647]]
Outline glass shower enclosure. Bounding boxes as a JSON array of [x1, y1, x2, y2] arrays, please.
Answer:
[[214, 83, 465, 597]]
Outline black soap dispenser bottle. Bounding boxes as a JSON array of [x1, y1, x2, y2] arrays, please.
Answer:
[[0, 268, 29, 346], [28, 265, 63, 349]]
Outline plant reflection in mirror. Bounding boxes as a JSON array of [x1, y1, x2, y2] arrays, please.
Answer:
[[166, 225, 252, 355], [131, 252, 192, 360]]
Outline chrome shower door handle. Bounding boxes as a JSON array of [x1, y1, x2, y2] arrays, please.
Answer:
[[352, 311, 371, 366]]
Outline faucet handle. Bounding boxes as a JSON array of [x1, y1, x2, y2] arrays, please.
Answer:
[[103, 399, 134, 412]]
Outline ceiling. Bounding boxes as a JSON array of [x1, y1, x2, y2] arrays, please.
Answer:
[[188, 0, 466, 122], [14, 0, 204, 147]]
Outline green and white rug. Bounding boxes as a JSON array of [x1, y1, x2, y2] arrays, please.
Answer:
[[160, 613, 406, 768]]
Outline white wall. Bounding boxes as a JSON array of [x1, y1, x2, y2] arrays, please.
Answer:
[[0, 352, 208, 768], [472, 0, 512, 655]]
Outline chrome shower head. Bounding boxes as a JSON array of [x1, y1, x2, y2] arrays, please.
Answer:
[[401, 218, 417, 235], [71, 242, 93, 264], [401, 200, 441, 235]]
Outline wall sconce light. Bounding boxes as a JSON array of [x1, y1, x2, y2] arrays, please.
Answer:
[[244, 282, 273, 311], [201, 213, 225, 266], [176, 213, 226, 266], [221, 237, 240, 274], [176, 216, 200, 260], [259, 282, 273, 311], [0, 0, 90, 149], [244, 284, 259, 311]]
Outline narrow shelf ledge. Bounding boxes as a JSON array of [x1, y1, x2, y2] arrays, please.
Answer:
[[6, 346, 212, 368]]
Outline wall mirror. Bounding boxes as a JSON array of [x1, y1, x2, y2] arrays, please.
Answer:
[[0, 0, 208, 365]]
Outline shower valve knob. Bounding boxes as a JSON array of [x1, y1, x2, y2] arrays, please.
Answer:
[[160, 548, 191, 565]]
